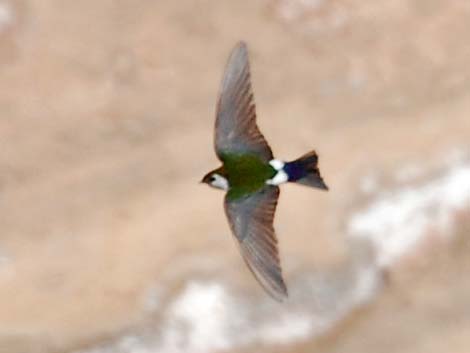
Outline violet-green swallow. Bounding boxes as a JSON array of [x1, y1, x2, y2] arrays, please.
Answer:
[[202, 41, 328, 301]]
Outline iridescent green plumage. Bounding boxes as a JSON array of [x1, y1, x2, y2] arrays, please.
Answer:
[[219, 152, 276, 201]]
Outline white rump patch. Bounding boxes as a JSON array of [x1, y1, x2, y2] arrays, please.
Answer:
[[267, 170, 289, 185], [269, 159, 285, 171], [267, 159, 288, 185]]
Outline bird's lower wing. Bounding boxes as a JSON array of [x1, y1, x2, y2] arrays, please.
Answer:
[[224, 186, 287, 301]]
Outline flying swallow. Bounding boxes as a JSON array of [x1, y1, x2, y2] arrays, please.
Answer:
[[201, 41, 328, 300]]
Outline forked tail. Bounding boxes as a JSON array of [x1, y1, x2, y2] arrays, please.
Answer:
[[284, 150, 328, 190]]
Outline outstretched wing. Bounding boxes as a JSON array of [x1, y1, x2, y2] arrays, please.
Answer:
[[224, 186, 287, 301], [214, 41, 273, 162]]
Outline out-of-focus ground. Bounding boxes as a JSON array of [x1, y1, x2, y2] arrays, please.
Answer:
[[0, 1, 469, 352]]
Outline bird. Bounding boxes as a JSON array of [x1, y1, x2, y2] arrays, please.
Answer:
[[201, 41, 328, 301]]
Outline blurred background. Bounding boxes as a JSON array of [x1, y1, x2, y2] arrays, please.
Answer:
[[1, 1, 469, 352]]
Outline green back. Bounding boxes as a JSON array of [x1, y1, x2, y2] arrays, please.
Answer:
[[221, 152, 276, 201]]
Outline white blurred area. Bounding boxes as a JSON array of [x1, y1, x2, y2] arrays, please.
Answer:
[[350, 151, 470, 268]]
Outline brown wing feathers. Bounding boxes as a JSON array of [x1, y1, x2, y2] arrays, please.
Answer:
[[214, 42, 273, 161], [224, 187, 288, 301]]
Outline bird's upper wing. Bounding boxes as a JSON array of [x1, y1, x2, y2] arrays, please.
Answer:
[[214, 41, 273, 162], [224, 186, 287, 300]]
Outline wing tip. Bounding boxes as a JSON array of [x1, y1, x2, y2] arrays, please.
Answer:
[[241, 241, 289, 302], [270, 282, 289, 302], [251, 266, 289, 302], [230, 41, 248, 60]]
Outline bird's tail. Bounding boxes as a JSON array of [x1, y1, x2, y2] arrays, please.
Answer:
[[284, 150, 328, 190]]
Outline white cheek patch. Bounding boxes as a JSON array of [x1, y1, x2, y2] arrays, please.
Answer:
[[211, 174, 229, 190]]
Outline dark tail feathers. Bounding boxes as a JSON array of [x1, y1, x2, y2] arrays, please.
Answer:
[[284, 150, 328, 190]]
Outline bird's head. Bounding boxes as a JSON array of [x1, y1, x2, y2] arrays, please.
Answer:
[[201, 168, 229, 191]]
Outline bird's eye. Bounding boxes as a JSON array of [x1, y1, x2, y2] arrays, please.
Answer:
[[210, 176, 216, 182]]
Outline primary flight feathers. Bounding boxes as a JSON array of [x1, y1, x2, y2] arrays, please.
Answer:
[[215, 42, 273, 161]]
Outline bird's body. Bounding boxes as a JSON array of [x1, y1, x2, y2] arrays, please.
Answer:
[[212, 153, 279, 199], [202, 41, 328, 301]]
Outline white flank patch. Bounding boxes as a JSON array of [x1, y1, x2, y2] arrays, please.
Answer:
[[349, 161, 470, 268]]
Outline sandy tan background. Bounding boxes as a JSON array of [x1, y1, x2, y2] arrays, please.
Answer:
[[0, 1, 469, 352]]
